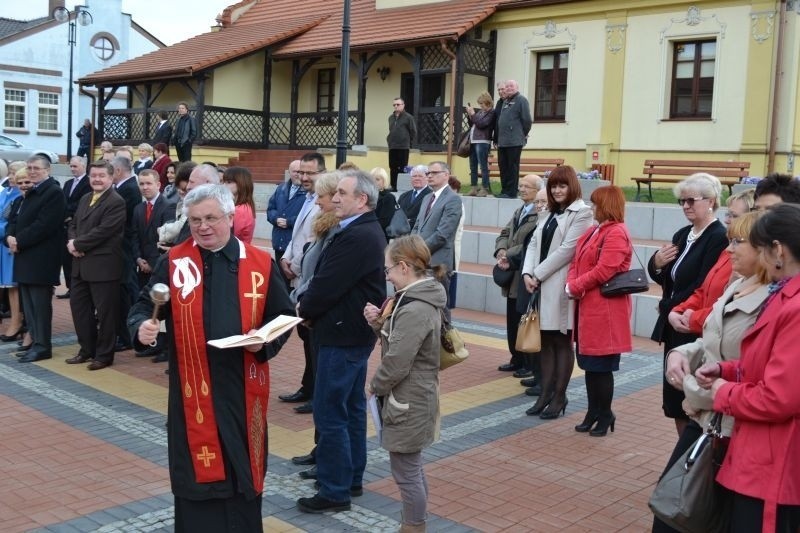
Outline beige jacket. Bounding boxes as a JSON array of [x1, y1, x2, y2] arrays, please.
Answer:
[[521, 199, 593, 332], [370, 278, 446, 453], [673, 276, 769, 436]]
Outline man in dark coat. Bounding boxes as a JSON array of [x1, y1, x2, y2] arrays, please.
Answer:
[[397, 164, 431, 228], [5, 155, 66, 362], [172, 102, 197, 162], [495, 80, 532, 198], [129, 184, 294, 533], [112, 156, 143, 350], [58, 156, 92, 299], [387, 97, 416, 191], [266, 160, 306, 264], [64, 160, 126, 370], [132, 169, 175, 289], [296, 171, 386, 513], [152, 111, 173, 147], [75, 119, 99, 158]]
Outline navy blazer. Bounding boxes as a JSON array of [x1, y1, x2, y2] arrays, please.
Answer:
[[297, 210, 386, 346], [132, 194, 176, 267], [397, 186, 431, 228], [266, 181, 306, 254]]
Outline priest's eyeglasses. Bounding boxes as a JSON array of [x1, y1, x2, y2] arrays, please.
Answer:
[[188, 215, 226, 228]]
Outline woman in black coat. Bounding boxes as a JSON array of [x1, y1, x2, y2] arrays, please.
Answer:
[[647, 173, 727, 439], [370, 167, 401, 243]]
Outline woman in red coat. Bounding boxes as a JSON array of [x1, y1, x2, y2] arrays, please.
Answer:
[[697, 203, 800, 532], [566, 186, 632, 436]]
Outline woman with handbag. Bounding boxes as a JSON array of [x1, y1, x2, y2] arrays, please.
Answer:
[[370, 167, 403, 242], [521, 166, 593, 419], [695, 204, 800, 533], [647, 173, 728, 437], [464, 92, 495, 197], [650, 211, 770, 532], [364, 235, 447, 533], [565, 186, 632, 436]]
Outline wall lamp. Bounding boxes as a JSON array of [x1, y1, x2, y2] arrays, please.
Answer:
[[376, 66, 390, 81]]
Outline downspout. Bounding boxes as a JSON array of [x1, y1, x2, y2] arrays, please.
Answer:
[[767, 0, 788, 173], [440, 39, 457, 168], [79, 83, 97, 157]]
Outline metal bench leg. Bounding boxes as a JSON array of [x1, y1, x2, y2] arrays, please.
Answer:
[[647, 183, 653, 202], [635, 182, 642, 202]]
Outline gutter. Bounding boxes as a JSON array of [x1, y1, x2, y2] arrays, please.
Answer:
[[767, 0, 788, 173]]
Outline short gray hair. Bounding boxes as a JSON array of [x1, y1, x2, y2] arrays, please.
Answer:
[[674, 172, 723, 211], [194, 163, 221, 185], [111, 156, 131, 172], [27, 154, 51, 168], [410, 164, 428, 176], [182, 184, 235, 217], [342, 170, 378, 210]]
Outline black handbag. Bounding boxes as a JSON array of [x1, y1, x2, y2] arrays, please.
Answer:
[[648, 413, 731, 533], [598, 231, 649, 297], [492, 264, 514, 288], [385, 204, 410, 239]]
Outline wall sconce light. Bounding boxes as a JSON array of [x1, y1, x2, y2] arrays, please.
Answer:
[[377, 66, 390, 81]]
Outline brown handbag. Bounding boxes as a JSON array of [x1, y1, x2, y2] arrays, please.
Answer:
[[456, 130, 471, 158], [515, 291, 541, 353]]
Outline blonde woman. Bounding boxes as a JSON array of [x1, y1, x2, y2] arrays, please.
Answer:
[[370, 167, 400, 242], [133, 143, 154, 175]]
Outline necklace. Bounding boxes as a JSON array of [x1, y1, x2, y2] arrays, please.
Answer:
[[687, 220, 714, 243]]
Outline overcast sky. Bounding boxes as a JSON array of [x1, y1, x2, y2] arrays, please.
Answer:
[[8, 0, 223, 45]]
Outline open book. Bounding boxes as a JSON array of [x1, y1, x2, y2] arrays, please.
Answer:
[[207, 314, 303, 349]]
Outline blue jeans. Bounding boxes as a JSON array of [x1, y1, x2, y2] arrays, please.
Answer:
[[313, 344, 371, 502], [469, 142, 490, 188]]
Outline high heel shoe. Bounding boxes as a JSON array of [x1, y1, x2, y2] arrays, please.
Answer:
[[574, 411, 599, 433], [0, 327, 25, 342], [525, 393, 553, 416], [540, 398, 568, 420], [589, 413, 616, 437]]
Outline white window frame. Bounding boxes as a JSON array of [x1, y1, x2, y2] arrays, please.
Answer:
[[4, 89, 27, 130], [37, 91, 60, 133]]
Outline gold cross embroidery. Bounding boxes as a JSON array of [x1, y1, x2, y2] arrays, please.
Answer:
[[196, 446, 217, 468], [244, 271, 265, 329]]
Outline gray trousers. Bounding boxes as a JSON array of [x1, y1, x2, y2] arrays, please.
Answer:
[[390, 451, 428, 525]]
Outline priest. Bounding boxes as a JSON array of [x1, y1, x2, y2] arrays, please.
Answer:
[[129, 184, 294, 532]]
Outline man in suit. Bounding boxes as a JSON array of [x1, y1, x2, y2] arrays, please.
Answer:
[[397, 164, 431, 228], [172, 102, 197, 162], [131, 169, 175, 361], [152, 111, 173, 148], [277, 152, 324, 412], [64, 161, 126, 370], [58, 156, 92, 299], [6, 155, 66, 362], [387, 97, 416, 191], [267, 160, 306, 264], [412, 161, 463, 320], [112, 156, 143, 351], [495, 80, 532, 198], [296, 171, 385, 513]]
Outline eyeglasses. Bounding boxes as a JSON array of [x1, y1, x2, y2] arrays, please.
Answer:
[[425, 170, 445, 176], [677, 197, 708, 207], [728, 238, 747, 248], [187, 215, 227, 228], [384, 264, 400, 275], [297, 170, 319, 176], [392, 103, 403, 107]]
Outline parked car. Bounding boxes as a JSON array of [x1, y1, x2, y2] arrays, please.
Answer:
[[0, 135, 59, 164]]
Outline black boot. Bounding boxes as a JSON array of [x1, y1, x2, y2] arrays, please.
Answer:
[[590, 412, 616, 436], [575, 372, 599, 432], [589, 371, 615, 437]]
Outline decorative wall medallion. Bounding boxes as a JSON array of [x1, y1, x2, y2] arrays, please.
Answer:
[[606, 24, 627, 53], [526, 19, 577, 50], [750, 11, 776, 44], [659, 6, 727, 42]]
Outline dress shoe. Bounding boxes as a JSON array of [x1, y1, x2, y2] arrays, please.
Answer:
[[297, 494, 350, 514], [298, 466, 317, 480], [294, 402, 313, 414], [135, 345, 161, 357], [513, 368, 533, 378], [152, 352, 168, 363], [540, 398, 568, 420], [279, 390, 310, 403], [575, 411, 600, 433], [589, 413, 616, 437], [87, 360, 111, 371], [524, 385, 542, 396], [65, 353, 93, 364], [56, 291, 71, 299], [520, 377, 539, 387], [114, 342, 132, 352], [16, 343, 33, 353], [291, 453, 316, 466], [497, 363, 519, 372], [314, 480, 363, 497], [18, 351, 52, 363]]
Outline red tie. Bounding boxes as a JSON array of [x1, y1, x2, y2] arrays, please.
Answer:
[[145, 201, 153, 224]]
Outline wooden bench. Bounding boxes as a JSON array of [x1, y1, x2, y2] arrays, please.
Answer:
[[633, 160, 750, 201], [488, 156, 564, 180]]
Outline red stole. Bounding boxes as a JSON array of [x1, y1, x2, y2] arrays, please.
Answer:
[[168, 238, 272, 492]]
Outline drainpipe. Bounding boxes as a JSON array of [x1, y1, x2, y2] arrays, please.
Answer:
[[79, 83, 97, 157], [440, 39, 457, 168], [767, 0, 787, 173]]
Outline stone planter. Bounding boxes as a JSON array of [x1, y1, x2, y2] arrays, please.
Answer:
[[579, 179, 611, 201]]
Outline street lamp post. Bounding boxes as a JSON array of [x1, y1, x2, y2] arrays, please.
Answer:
[[53, 6, 93, 160], [335, 0, 351, 168]]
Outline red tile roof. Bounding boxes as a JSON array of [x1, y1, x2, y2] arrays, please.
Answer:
[[79, 15, 323, 85]]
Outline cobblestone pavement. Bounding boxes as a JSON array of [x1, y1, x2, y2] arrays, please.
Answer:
[[0, 295, 676, 532]]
